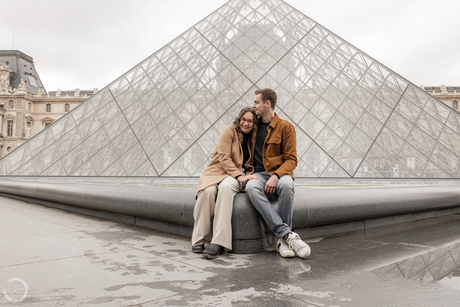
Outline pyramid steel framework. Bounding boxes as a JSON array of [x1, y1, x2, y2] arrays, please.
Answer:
[[1, 0, 460, 178]]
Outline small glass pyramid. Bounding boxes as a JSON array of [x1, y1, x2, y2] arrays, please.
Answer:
[[1, 0, 459, 178]]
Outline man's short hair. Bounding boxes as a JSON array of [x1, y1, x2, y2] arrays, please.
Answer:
[[255, 88, 277, 110]]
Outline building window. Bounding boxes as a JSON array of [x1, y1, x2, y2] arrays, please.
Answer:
[[7, 120, 13, 137], [46, 104, 51, 112], [28, 75, 38, 87], [45, 123, 51, 128], [65, 103, 70, 112], [28, 102, 32, 112], [453, 101, 458, 110], [8, 100, 13, 109]]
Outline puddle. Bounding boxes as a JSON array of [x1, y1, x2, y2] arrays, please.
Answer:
[[371, 242, 460, 291], [439, 270, 460, 291]]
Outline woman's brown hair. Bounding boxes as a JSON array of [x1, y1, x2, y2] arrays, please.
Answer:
[[233, 107, 258, 144]]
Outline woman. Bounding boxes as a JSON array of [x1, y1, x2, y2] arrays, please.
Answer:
[[191, 107, 258, 259]]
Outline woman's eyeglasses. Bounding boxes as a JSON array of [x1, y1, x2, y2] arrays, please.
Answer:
[[240, 119, 254, 125]]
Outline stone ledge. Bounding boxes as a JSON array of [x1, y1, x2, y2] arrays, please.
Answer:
[[1, 180, 460, 254]]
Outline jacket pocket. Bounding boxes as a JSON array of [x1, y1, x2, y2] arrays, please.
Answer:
[[265, 136, 282, 157]]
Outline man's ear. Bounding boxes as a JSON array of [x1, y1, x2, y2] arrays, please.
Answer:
[[265, 100, 271, 109]]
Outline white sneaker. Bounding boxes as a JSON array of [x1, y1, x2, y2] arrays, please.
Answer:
[[276, 238, 295, 258], [286, 232, 311, 259]]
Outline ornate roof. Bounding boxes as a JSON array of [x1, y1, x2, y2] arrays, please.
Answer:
[[0, 50, 46, 94]]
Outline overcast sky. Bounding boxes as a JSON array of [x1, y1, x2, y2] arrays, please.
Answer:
[[1, 0, 458, 92]]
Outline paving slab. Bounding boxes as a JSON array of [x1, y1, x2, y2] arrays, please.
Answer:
[[1, 196, 460, 306]]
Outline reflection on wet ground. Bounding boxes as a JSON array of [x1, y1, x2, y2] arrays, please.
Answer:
[[372, 242, 460, 284], [1, 196, 460, 306]]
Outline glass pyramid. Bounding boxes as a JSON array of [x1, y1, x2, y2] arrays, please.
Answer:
[[1, 0, 459, 179]]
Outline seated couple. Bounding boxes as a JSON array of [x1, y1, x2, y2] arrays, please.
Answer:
[[191, 88, 311, 260]]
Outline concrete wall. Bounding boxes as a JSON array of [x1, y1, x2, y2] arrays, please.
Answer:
[[1, 179, 460, 253]]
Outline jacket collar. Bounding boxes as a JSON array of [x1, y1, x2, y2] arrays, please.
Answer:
[[268, 113, 280, 129]]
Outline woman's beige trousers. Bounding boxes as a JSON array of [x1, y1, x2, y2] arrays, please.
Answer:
[[191, 176, 242, 250]]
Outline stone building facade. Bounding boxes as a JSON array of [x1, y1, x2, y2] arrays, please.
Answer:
[[422, 85, 460, 111], [0, 51, 94, 158]]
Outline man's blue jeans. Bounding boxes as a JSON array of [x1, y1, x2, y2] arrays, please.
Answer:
[[246, 171, 295, 239]]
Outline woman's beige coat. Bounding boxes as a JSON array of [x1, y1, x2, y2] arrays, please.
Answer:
[[195, 125, 254, 198]]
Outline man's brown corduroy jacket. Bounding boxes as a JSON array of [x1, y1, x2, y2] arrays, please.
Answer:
[[251, 113, 297, 179]]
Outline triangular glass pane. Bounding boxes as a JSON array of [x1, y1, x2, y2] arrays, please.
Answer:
[[57, 128, 82, 157], [295, 155, 318, 177], [186, 113, 213, 139], [321, 85, 347, 109], [69, 158, 97, 176], [362, 143, 397, 176], [396, 143, 429, 178], [439, 126, 460, 153], [316, 127, 342, 157], [328, 112, 354, 140], [84, 127, 109, 157], [91, 143, 118, 175], [374, 127, 405, 157], [385, 112, 414, 140], [282, 98, 309, 123], [404, 84, 429, 109], [28, 128, 53, 157], [139, 128, 167, 159], [195, 125, 222, 160], [334, 142, 363, 176], [100, 160, 128, 177], [4, 145, 27, 174], [345, 127, 374, 158], [302, 143, 331, 177], [12, 159, 37, 176], [366, 97, 392, 123], [320, 159, 351, 178], [40, 158, 67, 176], [355, 112, 383, 140], [396, 96, 422, 122], [422, 162, 451, 179], [406, 127, 437, 158], [446, 111, 460, 133], [375, 84, 400, 109], [164, 142, 208, 177], [317, 62, 340, 83], [430, 143, 460, 176], [129, 159, 158, 177], [310, 98, 335, 124], [33, 143, 60, 175], [338, 98, 364, 124], [353, 160, 384, 178], [381, 162, 417, 179], [347, 85, 374, 109], [416, 111, 443, 140], [111, 129, 138, 157], [297, 112, 325, 139], [295, 128, 313, 159], [131, 113, 156, 141]]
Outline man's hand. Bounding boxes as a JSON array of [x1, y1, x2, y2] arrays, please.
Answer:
[[237, 175, 259, 183], [264, 175, 279, 195]]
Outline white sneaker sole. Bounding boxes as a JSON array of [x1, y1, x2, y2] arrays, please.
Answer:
[[296, 245, 311, 259], [277, 242, 295, 258]]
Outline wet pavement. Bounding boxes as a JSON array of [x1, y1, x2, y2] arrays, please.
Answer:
[[1, 195, 460, 306]]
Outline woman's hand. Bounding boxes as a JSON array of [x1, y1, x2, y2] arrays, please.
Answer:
[[237, 175, 259, 183]]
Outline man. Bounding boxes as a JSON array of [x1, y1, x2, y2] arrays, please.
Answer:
[[246, 88, 311, 259]]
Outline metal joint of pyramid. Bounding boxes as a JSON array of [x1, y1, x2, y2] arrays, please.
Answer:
[[1, 0, 460, 179]]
